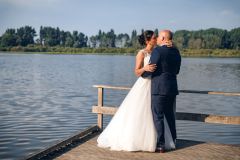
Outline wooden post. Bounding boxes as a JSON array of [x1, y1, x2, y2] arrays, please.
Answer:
[[97, 87, 103, 129]]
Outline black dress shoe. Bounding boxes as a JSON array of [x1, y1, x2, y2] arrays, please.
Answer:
[[155, 147, 165, 153]]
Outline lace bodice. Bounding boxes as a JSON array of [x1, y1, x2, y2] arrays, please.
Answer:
[[140, 49, 151, 66]]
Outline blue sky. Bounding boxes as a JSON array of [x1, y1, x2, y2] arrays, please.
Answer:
[[1, 0, 240, 36]]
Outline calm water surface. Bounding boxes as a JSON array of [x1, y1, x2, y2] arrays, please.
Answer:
[[0, 52, 239, 160]]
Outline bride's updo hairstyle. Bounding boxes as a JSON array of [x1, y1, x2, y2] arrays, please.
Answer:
[[138, 30, 154, 46]]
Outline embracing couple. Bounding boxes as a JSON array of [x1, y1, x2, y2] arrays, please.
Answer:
[[97, 30, 181, 153]]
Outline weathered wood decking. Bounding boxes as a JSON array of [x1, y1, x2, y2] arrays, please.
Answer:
[[55, 134, 240, 160]]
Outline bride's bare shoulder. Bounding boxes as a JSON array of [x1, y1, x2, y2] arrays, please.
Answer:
[[136, 49, 145, 58]]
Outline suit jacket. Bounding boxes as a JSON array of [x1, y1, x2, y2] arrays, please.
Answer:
[[142, 45, 181, 95]]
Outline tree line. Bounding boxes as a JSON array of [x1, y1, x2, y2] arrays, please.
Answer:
[[174, 28, 240, 49], [0, 26, 239, 50]]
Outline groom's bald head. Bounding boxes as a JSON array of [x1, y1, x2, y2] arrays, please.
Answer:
[[159, 30, 173, 40], [157, 30, 173, 45]]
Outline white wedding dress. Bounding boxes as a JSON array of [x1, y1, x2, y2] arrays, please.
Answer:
[[97, 49, 175, 152]]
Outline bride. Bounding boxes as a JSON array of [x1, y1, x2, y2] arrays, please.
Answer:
[[97, 30, 175, 152]]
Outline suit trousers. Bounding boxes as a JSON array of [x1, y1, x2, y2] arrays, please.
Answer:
[[151, 94, 177, 148]]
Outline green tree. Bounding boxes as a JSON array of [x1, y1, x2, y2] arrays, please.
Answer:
[[201, 28, 226, 49], [72, 31, 79, 48], [130, 30, 139, 47], [173, 30, 190, 49], [40, 26, 60, 46], [89, 36, 97, 48], [0, 29, 18, 46], [60, 30, 67, 45], [65, 31, 74, 47], [78, 32, 88, 47], [229, 27, 240, 49], [39, 26, 45, 45], [16, 26, 36, 46], [72, 31, 88, 48], [93, 29, 117, 48], [116, 33, 130, 47], [107, 29, 116, 47], [154, 28, 159, 37]]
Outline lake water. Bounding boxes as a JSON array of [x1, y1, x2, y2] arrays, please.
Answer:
[[0, 52, 239, 160]]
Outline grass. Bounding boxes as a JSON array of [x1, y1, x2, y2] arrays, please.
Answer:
[[0, 45, 240, 57]]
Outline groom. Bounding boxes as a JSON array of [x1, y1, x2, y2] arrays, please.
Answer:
[[142, 30, 181, 153]]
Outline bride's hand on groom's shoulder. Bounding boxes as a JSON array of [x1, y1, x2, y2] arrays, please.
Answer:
[[143, 64, 157, 72], [164, 40, 173, 47]]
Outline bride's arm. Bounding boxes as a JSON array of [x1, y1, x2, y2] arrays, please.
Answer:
[[135, 51, 156, 77], [135, 51, 145, 77]]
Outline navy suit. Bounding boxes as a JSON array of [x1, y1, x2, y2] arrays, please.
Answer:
[[142, 45, 181, 148]]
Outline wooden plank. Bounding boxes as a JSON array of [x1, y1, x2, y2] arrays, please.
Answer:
[[98, 88, 104, 106], [205, 114, 240, 125], [208, 91, 240, 96], [93, 85, 131, 90], [180, 90, 240, 96], [24, 125, 100, 160], [93, 85, 240, 96], [176, 112, 240, 125], [92, 106, 118, 115], [97, 88, 103, 129], [92, 106, 240, 125]]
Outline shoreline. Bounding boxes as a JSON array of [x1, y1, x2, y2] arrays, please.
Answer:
[[0, 47, 240, 58], [1, 52, 240, 58]]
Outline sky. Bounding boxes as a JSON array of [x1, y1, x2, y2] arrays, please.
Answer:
[[0, 0, 240, 37]]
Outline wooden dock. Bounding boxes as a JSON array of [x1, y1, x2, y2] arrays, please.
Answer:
[[55, 133, 240, 160], [25, 85, 240, 160], [25, 125, 239, 160]]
